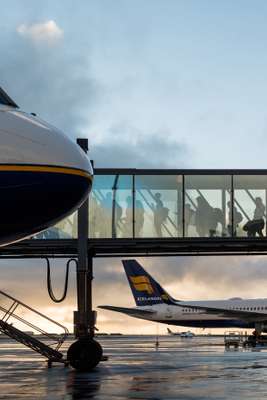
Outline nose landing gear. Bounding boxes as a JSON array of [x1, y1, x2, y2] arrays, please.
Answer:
[[67, 140, 104, 372]]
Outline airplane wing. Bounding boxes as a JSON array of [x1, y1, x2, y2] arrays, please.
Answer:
[[178, 302, 267, 322], [98, 305, 156, 317]]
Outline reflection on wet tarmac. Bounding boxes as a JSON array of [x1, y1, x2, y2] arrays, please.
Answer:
[[67, 372, 101, 399], [0, 336, 267, 399]]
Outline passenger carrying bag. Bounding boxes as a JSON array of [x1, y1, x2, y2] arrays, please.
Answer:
[[235, 212, 243, 224], [243, 219, 264, 232]]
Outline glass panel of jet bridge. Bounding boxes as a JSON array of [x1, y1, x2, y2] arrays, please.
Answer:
[[33, 211, 77, 239], [89, 174, 133, 238], [135, 175, 182, 238], [184, 175, 231, 237], [233, 175, 267, 238]]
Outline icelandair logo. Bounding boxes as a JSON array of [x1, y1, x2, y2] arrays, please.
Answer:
[[130, 275, 154, 295]]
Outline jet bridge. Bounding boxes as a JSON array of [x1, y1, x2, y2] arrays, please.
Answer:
[[87, 169, 267, 256], [3, 168, 267, 257], [2, 167, 267, 370]]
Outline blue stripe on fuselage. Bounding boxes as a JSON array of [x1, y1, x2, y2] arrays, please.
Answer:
[[157, 319, 255, 328]]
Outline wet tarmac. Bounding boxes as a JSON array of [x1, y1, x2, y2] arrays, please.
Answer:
[[0, 335, 267, 399]]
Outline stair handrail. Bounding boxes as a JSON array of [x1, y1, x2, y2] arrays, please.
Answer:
[[0, 289, 69, 349], [0, 304, 63, 346]]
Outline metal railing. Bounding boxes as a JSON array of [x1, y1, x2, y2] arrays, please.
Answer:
[[0, 290, 68, 351]]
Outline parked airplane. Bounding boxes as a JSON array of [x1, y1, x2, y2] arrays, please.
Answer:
[[167, 328, 195, 337], [0, 86, 93, 245], [99, 259, 267, 335]]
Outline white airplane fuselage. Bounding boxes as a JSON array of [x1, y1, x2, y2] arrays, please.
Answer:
[[134, 299, 267, 329], [0, 95, 93, 245]]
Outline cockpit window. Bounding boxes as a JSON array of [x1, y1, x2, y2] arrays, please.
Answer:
[[0, 87, 18, 108]]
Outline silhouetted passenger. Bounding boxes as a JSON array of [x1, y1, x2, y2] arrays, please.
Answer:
[[209, 208, 224, 237], [114, 200, 123, 238], [135, 199, 144, 237], [243, 197, 265, 237], [151, 192, 169, 237], [254, 197, 265, 226], [99, 192, 113, 237], [100, 192, 122, 238], [195, 196, 213, 237], [102, 192, 112, 210], [184, 203, 195, 236], [122, 197, 144, 237], [123, 196, 132, 236], [89, 197, 102, 238], [227, 201, 243, 236]]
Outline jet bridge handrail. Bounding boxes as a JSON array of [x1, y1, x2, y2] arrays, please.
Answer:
[[0, 289, 69, 350]]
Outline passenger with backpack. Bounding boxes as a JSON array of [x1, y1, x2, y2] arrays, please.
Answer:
[[227, 201, 243, 236], [151, 192, 169, 237], [243, 197, 265, 237]]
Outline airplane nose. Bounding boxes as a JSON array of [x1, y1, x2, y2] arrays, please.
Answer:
[[0, 108, 93, 245]]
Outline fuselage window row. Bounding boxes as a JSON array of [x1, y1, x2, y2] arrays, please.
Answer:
[[181, 306, 267, 313]]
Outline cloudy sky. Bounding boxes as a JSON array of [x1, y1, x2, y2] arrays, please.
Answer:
[[2, 1, 267, 334]]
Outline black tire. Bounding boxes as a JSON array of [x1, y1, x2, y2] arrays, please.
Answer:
[[67, 339, 103, 371]]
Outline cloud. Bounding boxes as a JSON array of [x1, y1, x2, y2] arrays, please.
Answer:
[[17, 20, 63, 45], [91, 125, 189, 168], [1, 25, 98, 139], [2, 18, 190, 170], [130, 256, 267, 300]]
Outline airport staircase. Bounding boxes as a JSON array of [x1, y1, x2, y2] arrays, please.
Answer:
[[0, 290, 69, 363]]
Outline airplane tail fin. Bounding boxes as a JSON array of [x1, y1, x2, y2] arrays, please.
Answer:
[[122, 259, 176, 306]]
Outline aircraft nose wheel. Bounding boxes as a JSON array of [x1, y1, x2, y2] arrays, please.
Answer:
[[67, 338, 103, 371]]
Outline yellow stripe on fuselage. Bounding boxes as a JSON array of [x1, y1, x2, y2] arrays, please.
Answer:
[[0, 165, 92, 180]]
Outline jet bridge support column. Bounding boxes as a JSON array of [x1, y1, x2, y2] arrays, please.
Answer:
[[67, 139, 103, 371]]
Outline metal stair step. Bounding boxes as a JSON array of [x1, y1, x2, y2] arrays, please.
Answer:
[[0, 320, 63, 360]]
